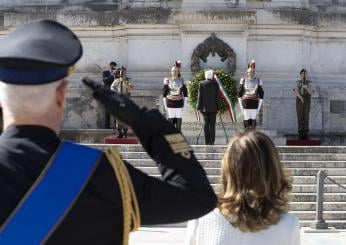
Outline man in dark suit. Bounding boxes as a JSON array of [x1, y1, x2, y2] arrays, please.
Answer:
[[197, 69, 221, 145], [102, 61, 118, 128], [0, 20, 217, 244]]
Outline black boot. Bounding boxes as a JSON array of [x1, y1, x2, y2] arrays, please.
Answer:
[[168, 118, 174, 126], [243, 120, 250, 130], [302, 132, 309, 140], [117, 128, 123, 138], [123, 129, 128, 138], [251, 119, 256, 130], [173, 118, 178, 129], [176, 118, 182, 132]]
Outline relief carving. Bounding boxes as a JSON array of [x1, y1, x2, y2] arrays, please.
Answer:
[[191, 33, 236, 75]]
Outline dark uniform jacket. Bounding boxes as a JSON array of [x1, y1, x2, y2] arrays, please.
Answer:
[[102, 70, 115, 88], [197, 79, 221, 113], [0, 110, 217, 244]]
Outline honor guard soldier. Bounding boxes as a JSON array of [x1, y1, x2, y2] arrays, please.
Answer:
[[0, 20, 217, 245], [162, 61, 188, 132], [238, 60, 264, 130]]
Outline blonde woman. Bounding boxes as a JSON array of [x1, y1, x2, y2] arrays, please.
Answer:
[[185, 131, 300, 245]]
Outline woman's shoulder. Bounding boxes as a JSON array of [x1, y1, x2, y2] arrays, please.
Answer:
[[195, 208, 231, 226], [267, 213, 299, 235], [279, 213, 299, 226]]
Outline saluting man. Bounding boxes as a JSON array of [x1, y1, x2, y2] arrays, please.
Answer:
[[0, 20, 216, 244]]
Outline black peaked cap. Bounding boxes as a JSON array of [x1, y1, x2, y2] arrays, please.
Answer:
[[0, 19, 83, 84]]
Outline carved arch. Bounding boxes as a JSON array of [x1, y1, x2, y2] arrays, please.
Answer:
[[190, 33, 236, 75]]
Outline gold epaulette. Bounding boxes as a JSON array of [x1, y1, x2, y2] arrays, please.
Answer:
[[105, 147, 141, 245]]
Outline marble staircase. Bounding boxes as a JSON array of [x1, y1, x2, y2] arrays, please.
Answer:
[[86, 144, 346, 229]]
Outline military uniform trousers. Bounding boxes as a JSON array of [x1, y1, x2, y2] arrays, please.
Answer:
[[296, 96, 311, 137]]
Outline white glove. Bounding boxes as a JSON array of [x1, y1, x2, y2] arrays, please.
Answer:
[[183, 97, 188, 112], [238, 98, 243, 111], [257, 99, 263, 113], [163, 97, 168, 111]]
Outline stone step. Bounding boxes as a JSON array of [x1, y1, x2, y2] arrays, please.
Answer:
[[288, 176, 346, 185], [289, 202, 346, 211], [292, 193, 346, 202], [146, 172, 345, 186], [126, 159, 346, 168], [281, 161, 346, 168], [180, 129, 278, 137], [212, 184, 346, 193], [126, 165, 346, 176], [184, 137, 286, 146], [289, 169, 346, 176], [291, 211, 346, 220], [299, 220, 346, 229], [86, 144, 346, 154], [119, 152, 346, 161], [277, 146, 346, 154], [152, 220, 346, 229], [280, 153, 346, 161], [193, 175, 346, 185]]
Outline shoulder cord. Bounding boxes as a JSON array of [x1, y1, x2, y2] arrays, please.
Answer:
[[105, 147, 141, 245]]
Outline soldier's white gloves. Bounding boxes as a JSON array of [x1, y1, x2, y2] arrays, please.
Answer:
[[183, 97, 188, 112], [238, 98, 243, 111], [163, 97, 168, 111], [257, 99, 263, 113]]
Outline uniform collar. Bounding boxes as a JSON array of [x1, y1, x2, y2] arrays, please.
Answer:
[[0, 125, 59, 141]]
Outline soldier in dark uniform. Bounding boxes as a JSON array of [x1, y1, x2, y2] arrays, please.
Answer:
[[294, 69, 314, 140], [0, 20, 217, 244], [102, 61, 118, 129]]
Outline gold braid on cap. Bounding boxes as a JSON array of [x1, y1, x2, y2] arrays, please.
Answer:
[[105, 147, 141, 245], [66, 65, 75, 76]]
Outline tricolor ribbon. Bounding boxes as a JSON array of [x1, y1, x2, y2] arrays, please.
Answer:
[[214, 74, 237, 123]]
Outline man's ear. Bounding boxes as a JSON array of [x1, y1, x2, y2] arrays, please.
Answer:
[[56, 80, 67, 108]]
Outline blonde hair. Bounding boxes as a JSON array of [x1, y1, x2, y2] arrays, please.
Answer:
[[0, 80, 63, 118], [218, 131, 292, 232]]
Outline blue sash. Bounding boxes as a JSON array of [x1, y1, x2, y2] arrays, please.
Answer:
[[0, 142, 102, 244]]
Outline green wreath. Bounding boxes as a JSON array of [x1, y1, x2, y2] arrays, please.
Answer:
[[188, 69, 238, 113]]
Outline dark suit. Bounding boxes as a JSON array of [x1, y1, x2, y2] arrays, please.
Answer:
[[102, 70, 115, 88], [102, 70, 115, 128], [0, 110, 217, 244], [197, 79, 220, 145]]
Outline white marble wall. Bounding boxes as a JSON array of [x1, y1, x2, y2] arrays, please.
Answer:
[[1, 6, 346, 132]]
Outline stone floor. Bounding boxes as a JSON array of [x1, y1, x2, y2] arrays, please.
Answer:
[[129, 227, 346, 245]]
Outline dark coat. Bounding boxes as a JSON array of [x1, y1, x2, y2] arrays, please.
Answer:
[[102, 70, 115, 88], [0, 110, 217, 244], [197, 79, 221, 113]]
